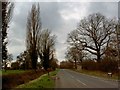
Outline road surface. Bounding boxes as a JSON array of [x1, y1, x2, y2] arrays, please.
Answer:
[[55, 69, 118, 88]]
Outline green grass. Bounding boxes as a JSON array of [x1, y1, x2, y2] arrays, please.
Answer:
[[73, 69, 118, 80], [1, 70, 28, 75], [16, 69, 59, 89]]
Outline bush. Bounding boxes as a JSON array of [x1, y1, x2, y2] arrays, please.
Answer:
[[11, 62, 19, 70], [100, 58, 118, 73], [82, 60, 98, 70], [81, 58, 118, 73], [60, 61, 74, 69]]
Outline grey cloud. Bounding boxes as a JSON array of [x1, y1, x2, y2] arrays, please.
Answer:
[[39, 2, 64, 30], [9, 38, 25, 46], [119, 1, 120, 18], [87, 2, 118, 18], [8, 2, 118, 61], [8, 2, 32, 40], [8, 2, 33, 59]]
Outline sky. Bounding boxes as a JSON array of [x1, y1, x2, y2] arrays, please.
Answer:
[[7, 0, 118, 61]]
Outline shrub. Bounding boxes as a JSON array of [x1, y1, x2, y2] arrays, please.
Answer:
[[81, 58, 118, 73], [82, 60, 98, 70], [11, 62, 19, 70], [100, 58, 118, 73]]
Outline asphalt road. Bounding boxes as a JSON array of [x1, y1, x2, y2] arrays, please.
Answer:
[[55, 69, 118, 88]]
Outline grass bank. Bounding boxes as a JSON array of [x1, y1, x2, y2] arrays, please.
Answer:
[[73, 69, 118, 80], [16, 69, 59, 89], [2, 70, 46, 89]]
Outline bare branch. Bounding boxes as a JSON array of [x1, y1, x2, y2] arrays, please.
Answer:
[[67, 13, 115, 62]]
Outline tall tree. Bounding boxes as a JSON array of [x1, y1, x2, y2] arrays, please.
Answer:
[[26, 4, 41, 70], [38, 29, 56, 74], [67, 13, 116, 62], [2, 1, 14, 71]]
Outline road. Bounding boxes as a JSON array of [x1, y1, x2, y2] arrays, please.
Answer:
[[55, 69, 118, 88]]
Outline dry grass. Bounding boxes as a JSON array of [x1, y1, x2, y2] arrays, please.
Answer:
[[73, 69, 118, 80]]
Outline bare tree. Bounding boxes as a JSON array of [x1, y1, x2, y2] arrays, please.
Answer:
[[50, 57, 58, 70], [65, 47, 78, 69], [26, 4, 41, 70], [65, 46, 84, 69], [2, 1, 14, 71], [37, 29, 56, 75], [67, 13, 116, 62]]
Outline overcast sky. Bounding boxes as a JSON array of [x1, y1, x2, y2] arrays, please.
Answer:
[[7, 1, 118, 61]]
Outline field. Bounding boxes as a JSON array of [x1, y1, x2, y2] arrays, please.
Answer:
[[1, 70, 28, 75]]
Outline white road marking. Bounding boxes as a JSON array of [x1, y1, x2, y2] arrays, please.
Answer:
[[70, 75, 74, 78], [73, 82, 80, 88], [67, 71, 87, 86], [78, 72, 117, 87], [64, 69, 117, 88], [76, 79, 87, 86], [68, 74, 87, 87]]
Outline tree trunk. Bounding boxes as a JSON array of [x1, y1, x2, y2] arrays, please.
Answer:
[[48, 71, 50, 76], [97, 51, 101, 63]]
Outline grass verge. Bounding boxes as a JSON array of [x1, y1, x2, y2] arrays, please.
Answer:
[[16, 69, 59, 89], [73, 69, 118, 80]]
